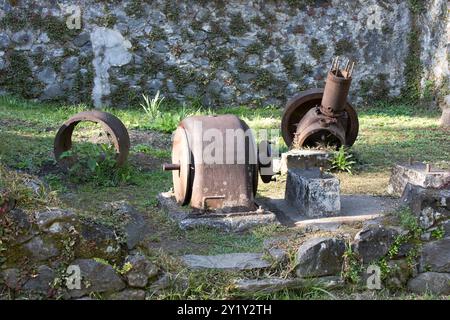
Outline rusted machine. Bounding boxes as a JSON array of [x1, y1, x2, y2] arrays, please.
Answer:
[[281, 58, 359, 149], [163, 115, 272, 212], [54, 110, 130, 166]]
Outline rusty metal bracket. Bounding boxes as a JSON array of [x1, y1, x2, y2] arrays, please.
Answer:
[[54, 110, 130, 167]]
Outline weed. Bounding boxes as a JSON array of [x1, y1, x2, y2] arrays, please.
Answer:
[[341, 242, 363, 284], [309, 38, 327, 61], [330, 146, 356, 174], [431, 226, 445, 240], [0, 165, 58, 209], [387, 234, 408, 259], [150, 111, 182, 133], [394, 207, 422, 237], [141, 91, 165, 119], [377, 257, 391, 280], [229, 13, 250, 36], [140, 93, 191, 133]]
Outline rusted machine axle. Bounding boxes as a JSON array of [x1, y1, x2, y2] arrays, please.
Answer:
[[281, 58, 359, 149], [54, 110, 130, 166]]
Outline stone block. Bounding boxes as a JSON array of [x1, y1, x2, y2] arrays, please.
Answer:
[[285, 168, 340, 218], [295, 237, 346, 277], [280, 149, 332, 174], [387, 162, 450, 196], [408, 272, 450, 295], [400, 183, 450, 219]]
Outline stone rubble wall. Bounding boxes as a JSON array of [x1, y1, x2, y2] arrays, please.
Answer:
[[0, 0, 448, 108], [1, 192, 449, 298]]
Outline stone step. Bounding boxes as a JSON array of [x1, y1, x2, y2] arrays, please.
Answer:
[[233, 276, 343, 294], [181, 253, 273, 270]]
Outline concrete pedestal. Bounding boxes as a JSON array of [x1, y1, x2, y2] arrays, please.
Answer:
[[285, 168, 340, 218], [387, 162, 450, 197], [280, 149, 332, 175]]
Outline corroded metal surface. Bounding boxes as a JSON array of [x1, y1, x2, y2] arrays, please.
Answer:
[[54, 110, 130, 166], [164, 115, 265, 212], [281, 59, 359, 149]]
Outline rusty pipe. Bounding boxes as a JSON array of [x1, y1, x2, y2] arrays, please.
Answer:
[[320, 70, 352, 117]]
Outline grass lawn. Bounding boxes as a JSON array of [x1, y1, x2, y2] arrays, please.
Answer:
[[0, 95, 448, 299]]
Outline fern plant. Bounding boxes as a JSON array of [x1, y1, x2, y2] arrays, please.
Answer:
[[330, 146, 356, 174]]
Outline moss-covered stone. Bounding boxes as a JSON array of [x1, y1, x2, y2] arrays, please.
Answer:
[[253, 69, 275, 90], [109, 79, 141, 107], [124, 0, 146, 18], [142, 53, 165, 76], [257, 32, 272, 47], [360, 73, 390, 102], [286, 0, 317, 10], [164, 65, 196, 90], [281, 52, 296, 78], [163, 1, 181, 22], [251, 15, 267, 29], [99, 9, 118, 28], [148, 26, 167, 42], [207, 47, 233, 69], [309, 38, 326, 60], [401, 3, 423, 102], [334, 39, 355, 56], [209, 20, 229, 40], [0, 51, 39, 99], [72, 55, 95, 105], [229, 13, 250, 36], [245, 41, 264, 56], [0, 11, 27, 32], [37, 15, 81, 44]]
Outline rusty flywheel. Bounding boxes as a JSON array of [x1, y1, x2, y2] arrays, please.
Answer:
[[281, 88, 359, 148]]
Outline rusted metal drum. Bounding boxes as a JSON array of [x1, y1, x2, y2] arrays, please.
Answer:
[[164, 115, 263, 212], [281, 89, 358, 148], [54, 110, 130, 166]]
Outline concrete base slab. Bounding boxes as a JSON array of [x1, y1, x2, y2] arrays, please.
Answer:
[[279, 149, 332, 174], [387, 162, 450, 196], [157, 192, 279, 232], [257, 195, 399, 231], [181, 253, 271, 270]]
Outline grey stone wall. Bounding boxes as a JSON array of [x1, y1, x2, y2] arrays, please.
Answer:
[[0, 0, 448, 108]]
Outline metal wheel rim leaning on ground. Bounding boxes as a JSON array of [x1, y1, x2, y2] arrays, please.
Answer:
[[54, 110, 131, 167]]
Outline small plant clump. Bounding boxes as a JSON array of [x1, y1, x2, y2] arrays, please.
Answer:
[[141, 91, 192, 133], [309, 38, 327, 61], [341, 242, 363, 284], [60, 143, 132, 187], [229, 13, 250, 36], [330, 146, 356, 174]]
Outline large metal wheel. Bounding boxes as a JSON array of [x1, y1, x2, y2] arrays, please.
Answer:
[[281, 89, 359, 147], [54, 110, 130, 166], [171, 127, 193, 206]]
